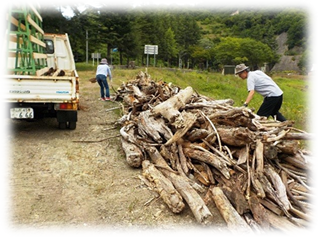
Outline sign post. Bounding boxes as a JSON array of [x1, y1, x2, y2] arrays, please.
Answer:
[[144, 45, 158, 67], [91, 52, 101, 66]]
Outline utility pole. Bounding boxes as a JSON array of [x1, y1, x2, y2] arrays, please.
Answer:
[[86, 30, 88, 64]]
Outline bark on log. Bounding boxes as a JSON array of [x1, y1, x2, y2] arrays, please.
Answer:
[[211, 187, 253, 232], [142, 160, 185, 213]]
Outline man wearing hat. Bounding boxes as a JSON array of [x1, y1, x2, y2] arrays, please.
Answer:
[[96, 58, 112, 101], [235, 63, 286, 121]]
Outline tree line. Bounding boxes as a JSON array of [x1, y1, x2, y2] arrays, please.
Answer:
[[39, 4, 309, 72]]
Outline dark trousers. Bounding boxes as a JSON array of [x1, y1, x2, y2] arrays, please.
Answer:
[[257, 95, 286, 121], [96, 74, 110, 98]]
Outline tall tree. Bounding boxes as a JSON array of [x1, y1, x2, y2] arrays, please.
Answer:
[[99, 0, 135, 64]]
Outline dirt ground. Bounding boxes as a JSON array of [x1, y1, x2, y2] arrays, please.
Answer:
[[7, 76, 227, 234]]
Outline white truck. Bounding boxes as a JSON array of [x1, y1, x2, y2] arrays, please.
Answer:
[[5, 6, 79, 129]]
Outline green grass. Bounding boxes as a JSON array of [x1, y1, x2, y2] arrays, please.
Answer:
[[76, 63, 309, 131]]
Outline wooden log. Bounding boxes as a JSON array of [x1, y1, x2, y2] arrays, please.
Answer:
[[281, 171, 307, 213], [89, 77, 97, 83], [255, 139, 264, 173], [283, 132, 315, 140], [186, 128, 211, 142], [264, 144, 278, 159], [177, 144, 189, 175], [192, 164, 211, 186], [165, 111, 197, 146], [258, 173, 292, 218], [138, 110, 173, 143], [276, 140, 299, 155], [264, 165, 290, 211], [221, 186, 249, 215], [121, 138, 144, 168], [248, 193, 270, 228], [185, 98, 234, 110], [259, 198, 284, 216], [281, 153, 308, 170], [297, 200, 313, 210], [152, 86, 194, 127], [211, 187, 253, 232], [146, 146, 213, 224], [37, 66, 50, 76], [217, 127, 255, 147], [289, 206, 311, 221], [237, 144, 249, 165], [183, 146, 231, 179], [142, 160, 185, 213], [289, 216, 311, 227], [251, 171, 266, 198], [160, 145, 177, 170], [243, 213, 264, 233], [265, 210, 299, 231]]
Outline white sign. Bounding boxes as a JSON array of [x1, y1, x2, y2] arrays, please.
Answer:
[[91, 53, 101, 59], [144, 45, 158, 55]]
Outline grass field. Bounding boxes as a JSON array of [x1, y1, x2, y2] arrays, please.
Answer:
[[76, 63, 310, 131]]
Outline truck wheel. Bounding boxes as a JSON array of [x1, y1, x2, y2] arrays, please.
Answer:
[[59, 122, 67, 129], [68, 121, 76, 130]]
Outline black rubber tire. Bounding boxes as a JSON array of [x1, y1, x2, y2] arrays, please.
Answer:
[[68, 121, 76, 130], [58, 122, 67, 129]]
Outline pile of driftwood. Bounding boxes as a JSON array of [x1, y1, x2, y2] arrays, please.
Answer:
[[114, 71, 313, 231]]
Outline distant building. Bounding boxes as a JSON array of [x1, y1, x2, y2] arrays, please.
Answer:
[[222, 65, 236, 75]]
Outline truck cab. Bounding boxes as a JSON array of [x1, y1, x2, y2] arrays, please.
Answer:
[[6, 6, 79, 129]]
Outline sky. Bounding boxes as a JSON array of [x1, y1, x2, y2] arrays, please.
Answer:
[[63, 0, 203, 17]]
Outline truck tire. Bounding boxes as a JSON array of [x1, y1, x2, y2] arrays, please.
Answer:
[[68, 121, 76, 130], [59, 122, 67, 129]]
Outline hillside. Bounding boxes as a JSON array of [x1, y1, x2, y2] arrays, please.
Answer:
[[271, 32, 303, 73]]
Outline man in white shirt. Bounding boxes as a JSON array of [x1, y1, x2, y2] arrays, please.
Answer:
[[96, 58, 112, 101], [235, 63, 286, 122]]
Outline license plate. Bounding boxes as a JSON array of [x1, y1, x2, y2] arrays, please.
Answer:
[[10, 108, 34, 119]]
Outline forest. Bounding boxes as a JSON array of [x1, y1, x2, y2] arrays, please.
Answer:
[[38, 4, 309, 73]]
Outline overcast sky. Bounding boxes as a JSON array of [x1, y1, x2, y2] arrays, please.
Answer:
[[63, 0, 203, 17]]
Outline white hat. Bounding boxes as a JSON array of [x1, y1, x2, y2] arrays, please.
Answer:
[[235, 63, 249, 74], [100, 58, 108, 64]]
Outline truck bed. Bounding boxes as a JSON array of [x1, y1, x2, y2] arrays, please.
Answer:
[[5, 74, 77, 103]]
